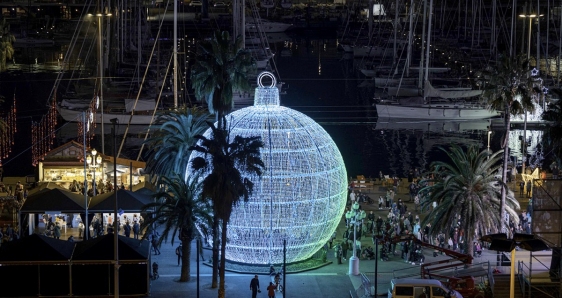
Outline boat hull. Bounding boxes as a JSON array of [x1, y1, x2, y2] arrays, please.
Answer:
[[57, 105, 157, 125], [375, 104, 500, 120]]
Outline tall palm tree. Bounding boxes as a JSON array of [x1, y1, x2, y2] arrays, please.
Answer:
[[144, 107, 210, 182], [419, 145, 520, 257], [140, 174, 212, 282], [190, 30, 255, 128], [542, 88, 562, 164], [190, 30, 255, 288], [478, 54, 537, 232], [0, 19, 15, 72], [190, 117, 264, 298]]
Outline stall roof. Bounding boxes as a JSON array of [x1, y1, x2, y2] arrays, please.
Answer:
[[21, 188, 86, 213], [89, 189, 152, 212], [72, 234, 150, 261], [0, 234, 75, 261]]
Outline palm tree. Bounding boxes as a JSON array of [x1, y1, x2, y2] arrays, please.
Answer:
[[478, 54, 537, 232], [140, 174, 212, 282], [418, 145, 520, 257], [542, 88, 562, 164], [190, 117, 264, 298], [0, 19, 15, 72], [190, 30, 255, 289], [190, 30, 255, 128], [143, 107, 210, 183]]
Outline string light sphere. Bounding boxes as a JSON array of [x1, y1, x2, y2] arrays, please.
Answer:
[[188, 72, 348, 265]]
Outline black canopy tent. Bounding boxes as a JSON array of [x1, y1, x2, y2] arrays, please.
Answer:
[[0, 234, 150, 297], [72, 235, 151, 296], [89, 189, 153, 212], [19, 187, 88, 237], [0, 234, 75, 297]]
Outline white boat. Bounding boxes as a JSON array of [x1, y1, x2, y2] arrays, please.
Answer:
[[375, 96, 499, 120], [246, 20, 292, 33], [56, 104, 159, 125]]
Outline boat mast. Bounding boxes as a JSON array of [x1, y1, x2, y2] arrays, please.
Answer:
[[418, 0, 427, 91], [423, 0, 433, 102], [406, 0, 413, 77], [98, 0, 105, 154], [174, 0, 178, 108]]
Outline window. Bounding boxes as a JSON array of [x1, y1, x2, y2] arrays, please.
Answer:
[[432, 286, 448, 297], [395, 286, 413, 295]]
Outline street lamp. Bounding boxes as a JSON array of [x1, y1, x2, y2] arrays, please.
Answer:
[[348, 202, 366, 276], [86, 148, 103, 197], [487, 126, 492, 158], [519, 14, 543, 63], [86, 148, 102, 240]]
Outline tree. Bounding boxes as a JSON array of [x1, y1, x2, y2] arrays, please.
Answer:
[[419, 145, 520, 257], [542, 88, 562, 164], [140, 174, 212, 282], [0, 18, 15, 72], [190, 30, 254, 128], [144, 107, 210, 183], [190, 117, 264, 298], [478, 54, 538, 232], [189, 30, 255, 289]]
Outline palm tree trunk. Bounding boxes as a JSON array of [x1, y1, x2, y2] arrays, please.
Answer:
[[211, 214, 220, 288], [218, 219, 228, 298], [500, 110, 512, 233], [180, 237, 193, 282]]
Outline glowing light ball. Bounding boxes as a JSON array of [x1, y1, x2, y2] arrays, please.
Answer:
[[188, 72, 348, 264]]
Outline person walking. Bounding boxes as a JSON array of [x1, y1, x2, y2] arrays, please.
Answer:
[[123, 221, 131, 237], [151, 232, 161, 255], [519, 180, 525, 197], [267, 282, 276, 298], [250, 275, 260, 298], [53, 222, 61, 239], [526, 180, 532, 198], [176, 243, 183, 266]]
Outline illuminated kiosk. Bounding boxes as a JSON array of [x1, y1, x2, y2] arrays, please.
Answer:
[[188, 72, 348, 265]]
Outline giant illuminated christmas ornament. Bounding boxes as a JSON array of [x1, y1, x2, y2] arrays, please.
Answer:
[[188, 72, 348, 265]]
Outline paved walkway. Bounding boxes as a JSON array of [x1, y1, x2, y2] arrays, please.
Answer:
[[27, 178, 529, 297]]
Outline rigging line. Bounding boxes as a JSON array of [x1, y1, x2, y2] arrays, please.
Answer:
[[136, 52, 174, 162], [117, 1, 169, 158], [1, 114, 80, 167], [45, 0, 95, 106]]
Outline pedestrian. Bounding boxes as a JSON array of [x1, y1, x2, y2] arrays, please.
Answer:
[[133, 222, 140, 239], [151, 232, 161, 255], [176, 243, 183, 266], [250, 275, 260, 298], [123, 221, 131, 237], [335, 243, 342, 264], [526, 180, 532, 198], [53, 222, 61, 239], [341, 240, 348, 260], [519, 180, 525, 197], [267, 282, 276, 298]]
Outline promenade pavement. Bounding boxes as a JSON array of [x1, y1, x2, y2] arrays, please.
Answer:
[[148, 178, 529, 298]]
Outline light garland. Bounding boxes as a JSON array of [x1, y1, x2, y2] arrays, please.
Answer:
[[188, 72, 348, 264], [0, 94, 17, 167]]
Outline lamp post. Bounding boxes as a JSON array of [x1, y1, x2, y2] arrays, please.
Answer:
[[348, 202, 365, 276], [519, 13, 542, 176], [487, 127, 492, 158], [85, 148, 102, 240]]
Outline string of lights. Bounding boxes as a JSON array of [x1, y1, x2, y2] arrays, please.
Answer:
[[189, 72, 348, 265], [0, 94, 17, 167]]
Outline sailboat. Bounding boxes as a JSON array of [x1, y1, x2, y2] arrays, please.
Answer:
[[374, 0, 499, 120]]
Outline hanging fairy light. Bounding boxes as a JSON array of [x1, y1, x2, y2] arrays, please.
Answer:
[[31, 98, 59, 166], [188, 72, 348, 265], [0, 94, 17, 167]]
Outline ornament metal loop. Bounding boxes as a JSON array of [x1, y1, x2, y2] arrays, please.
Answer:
[[257, 71, 276, 88]]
